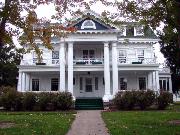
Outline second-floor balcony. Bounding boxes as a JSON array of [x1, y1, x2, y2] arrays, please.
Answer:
[[118, 58, 156, 65], [73, 58, 104, 65], [20, 57, 156, 66]]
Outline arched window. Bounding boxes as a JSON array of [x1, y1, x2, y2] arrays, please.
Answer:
[[81, 20, 96, 29]]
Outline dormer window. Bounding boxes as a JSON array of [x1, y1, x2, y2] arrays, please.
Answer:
[[81, 20, 96, 29], [134, 26, 144, 36], [119, 26, 126, 36]]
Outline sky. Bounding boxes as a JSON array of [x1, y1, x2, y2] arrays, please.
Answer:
[[1, 0, 165, 64]]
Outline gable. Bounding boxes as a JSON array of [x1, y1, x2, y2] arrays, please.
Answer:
[[73, 18, 113, 30]]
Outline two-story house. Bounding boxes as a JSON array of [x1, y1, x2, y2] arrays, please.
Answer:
[[17, 10, 172, 103]]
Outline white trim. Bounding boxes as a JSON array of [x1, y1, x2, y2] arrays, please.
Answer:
[[81, 20, 96, 29]]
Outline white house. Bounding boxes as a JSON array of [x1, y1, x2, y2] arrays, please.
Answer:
[[17, 10, 172, 103]]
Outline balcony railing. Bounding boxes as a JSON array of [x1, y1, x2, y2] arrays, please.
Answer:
[[118, 58, 156, 65], [73, 58, 104, 65], [21, 59, 59, 65], [21, 57, 156, 66]]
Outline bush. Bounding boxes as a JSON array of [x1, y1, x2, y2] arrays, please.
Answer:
[[0, 86, 22, 111], [22, 92, 36, 111], [113, 91, 136, 110], [55, 92, 73, 110], [136, 90, 155, 110], [157, 91, 173, 110], [37, 93, 53, 111]]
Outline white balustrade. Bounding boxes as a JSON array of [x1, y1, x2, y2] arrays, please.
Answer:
[[118, 58, 156, 64]]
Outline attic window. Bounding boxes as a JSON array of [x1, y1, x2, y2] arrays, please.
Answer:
[[134, 26, 144, 36], [81, 20, 96, 29], [119, 26, 126, 36]]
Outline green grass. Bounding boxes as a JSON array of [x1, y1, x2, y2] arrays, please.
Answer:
[[0, 112, 75, 135], [102, 104, 180, 135]]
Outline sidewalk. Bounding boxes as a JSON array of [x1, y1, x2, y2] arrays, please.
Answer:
[[66, 110, 109, 135]]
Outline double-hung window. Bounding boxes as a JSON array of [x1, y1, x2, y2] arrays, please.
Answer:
[[139, 77, 146, 90], [137, 50, 144, 62], [32, 79, 39, 91], [52, 51, 59, 64], [51, 78, 58, 91], [119, 50, 127, 63], [120, 78, 127, 90]]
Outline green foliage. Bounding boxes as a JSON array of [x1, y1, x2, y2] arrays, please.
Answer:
[[136, 90, 155, 110], [114, 91, 136, 110], [0, 87, 73, 111], [22, 92, 36, 111], [113, 90, 156, 110], [157, 91, 173, 110], [0, 86, 22, 111], [55, 92, 73, 110]]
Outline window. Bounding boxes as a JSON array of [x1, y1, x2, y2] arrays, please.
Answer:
[[73, 78, 75, 85], [32, 52, 37, 63], [137, 50, 144, 62], [95, 77, 98, 90], [159, 78, 169, 91], [32, 79, 39, 91], [119, 50, 127, 63], [119, 26, 126, 36], [51, 78, 58, 91], [139, 77, 146, 90], [80, 77, 83, 90], [134, 26, 144, 36], [120, 78, 127, 90], [81, 20, 96, 29], [52, 51, 59, 59], [52, 51, 59, 64]]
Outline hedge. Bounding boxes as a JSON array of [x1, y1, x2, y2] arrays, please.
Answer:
[[0, 86, 73, 111]]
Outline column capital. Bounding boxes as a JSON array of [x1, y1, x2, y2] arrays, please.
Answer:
[[112, 42, 117, 47], [68, 42, 74, 47], [104, 42, 109, 47]]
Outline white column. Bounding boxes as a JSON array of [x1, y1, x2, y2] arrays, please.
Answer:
[[155, 71, 159, 91], [25, 74, 30, 91], [17, 71, 22, 92], [152, 71, 156, 90], [169, 77, 172, 92], [68, 42, 73, 95], [148, 72, 153, 90], [103, 42, 111, 102], [21, 72, 26, 92], [59, 42, 65, 91], [112, 42, 118, 96]]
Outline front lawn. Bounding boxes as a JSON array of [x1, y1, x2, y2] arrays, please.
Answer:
[[102, 105, 180, 135], [0, 112, 75, 135]]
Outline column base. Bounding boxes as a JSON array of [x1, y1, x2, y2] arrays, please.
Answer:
[[103, 94, 113, 102]]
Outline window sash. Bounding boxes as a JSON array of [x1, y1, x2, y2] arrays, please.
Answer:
[[32, 79, 39, 91], [139, 77, 146, 90]]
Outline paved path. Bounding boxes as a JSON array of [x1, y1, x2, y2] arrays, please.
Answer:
[[66, 110, 109, 135]]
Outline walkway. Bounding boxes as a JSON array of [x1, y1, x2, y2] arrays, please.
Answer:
[[66, 110, 109, 135]]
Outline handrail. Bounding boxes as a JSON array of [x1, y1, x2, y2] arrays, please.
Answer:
[[118, 58, 156, 64]]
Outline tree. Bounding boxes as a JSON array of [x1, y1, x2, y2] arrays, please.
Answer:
[[100, 0, 180, 92]]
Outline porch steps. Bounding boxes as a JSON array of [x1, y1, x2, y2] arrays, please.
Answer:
[[75, 98, 104, 110]]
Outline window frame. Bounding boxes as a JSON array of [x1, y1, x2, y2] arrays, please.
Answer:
[[81, 20, 96, 29], [51, 78, 59, 91], [32, 79, 39, 91], [138, 77, 147, 90], [134, 26, 144, 36]]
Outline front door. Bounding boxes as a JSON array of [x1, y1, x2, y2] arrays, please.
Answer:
[[78, 76, 100, 97], [85, 78, 93, 92]]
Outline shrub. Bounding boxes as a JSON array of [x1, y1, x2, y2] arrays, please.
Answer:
[[136, 90, 155, 110], [157, 91, 173, 110], [55, 92, 73, 110], [0, 86, 22, 111], [22, 92, 36, 111], [37, 93, 52, 111], [114, 91, 136, 110]]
